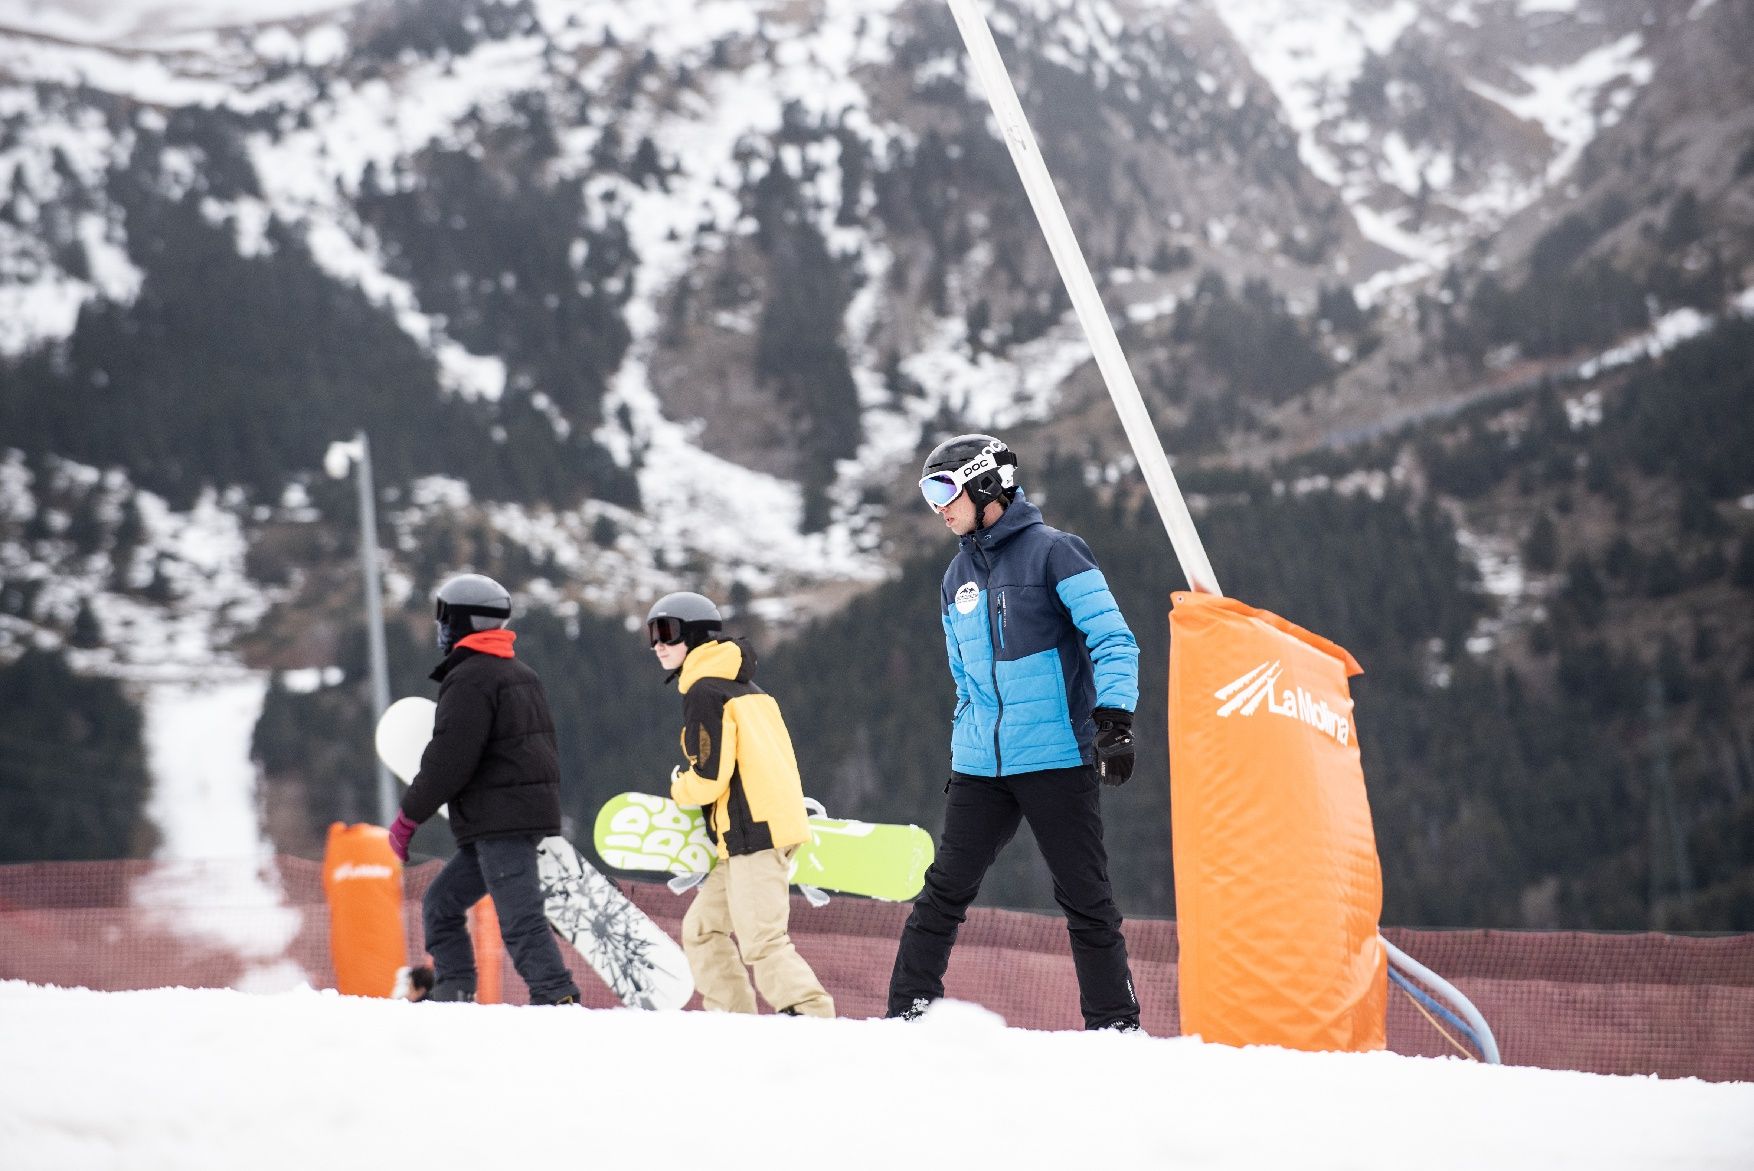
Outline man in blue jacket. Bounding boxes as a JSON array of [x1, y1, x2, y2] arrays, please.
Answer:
[[887, 434, 1142, 1031]]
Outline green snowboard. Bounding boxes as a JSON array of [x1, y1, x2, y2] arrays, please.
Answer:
[[593, 792, 934, 902]]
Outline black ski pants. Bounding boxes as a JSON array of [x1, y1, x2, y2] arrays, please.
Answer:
[[423, 835, 580, 1004], [887, 764, 1139, 1029]]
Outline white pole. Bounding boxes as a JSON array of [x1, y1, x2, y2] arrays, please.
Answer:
[[944, 0, 1222, 597], [353, 430, 397, 826]]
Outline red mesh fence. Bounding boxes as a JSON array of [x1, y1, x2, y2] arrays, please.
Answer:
[[2, 857, 1750, 1082]]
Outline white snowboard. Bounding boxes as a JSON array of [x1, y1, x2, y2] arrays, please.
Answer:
[[375, 696, 693, 1011]]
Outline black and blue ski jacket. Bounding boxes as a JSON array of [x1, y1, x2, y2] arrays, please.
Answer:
[[940, 491, 1138, 776]]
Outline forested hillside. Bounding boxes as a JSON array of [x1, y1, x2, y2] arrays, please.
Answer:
[[774, 321, 1754, 928], [1, 0, 1751, 930], [239, 318, 1754, 929]]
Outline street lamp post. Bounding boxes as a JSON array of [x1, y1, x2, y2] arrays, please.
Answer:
[[326, 430, 396, 826]]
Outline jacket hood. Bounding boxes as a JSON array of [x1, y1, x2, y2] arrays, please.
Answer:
[[962, 489, 1042, 553], [677, 638, 755, 693]]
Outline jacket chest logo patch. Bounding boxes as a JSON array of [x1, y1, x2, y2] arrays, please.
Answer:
[[954, 581, 980, 614]]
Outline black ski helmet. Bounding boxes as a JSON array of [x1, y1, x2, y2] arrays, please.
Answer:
[[434, 573, 512, 652], [920, 433, 1019, 517], [645, 591, 723, 651]]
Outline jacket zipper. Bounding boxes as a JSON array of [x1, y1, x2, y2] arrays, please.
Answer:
[[978, 541, 1003, 776]]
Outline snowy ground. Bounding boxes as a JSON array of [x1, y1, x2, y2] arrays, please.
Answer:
[[1, 982, 1750, 1171]]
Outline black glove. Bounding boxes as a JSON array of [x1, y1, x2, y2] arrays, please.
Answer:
[[1092, 707, 1135, 786]]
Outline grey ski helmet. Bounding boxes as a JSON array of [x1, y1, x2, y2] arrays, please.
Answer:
[[919, 433, 1018, 519], [434, 573, 512, 652], [645, 591, 722, 650]]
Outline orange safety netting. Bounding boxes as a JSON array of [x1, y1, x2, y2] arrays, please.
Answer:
[[2, 857, 1750, 1081]]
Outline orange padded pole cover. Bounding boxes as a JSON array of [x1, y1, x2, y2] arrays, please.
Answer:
[[1169, 592, 1386, 1052], [322, 823, 407, 998]]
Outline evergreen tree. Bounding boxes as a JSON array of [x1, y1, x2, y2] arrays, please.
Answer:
[[1524, 512, 1560, 574], [0, 650, 152, 862], [68, 599, 103, 649]]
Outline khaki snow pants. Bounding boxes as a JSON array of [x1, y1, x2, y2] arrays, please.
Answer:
[[681, 846, 835, 1017]]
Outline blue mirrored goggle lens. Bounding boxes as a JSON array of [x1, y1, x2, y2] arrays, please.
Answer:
[[919, 474, 961, 508]]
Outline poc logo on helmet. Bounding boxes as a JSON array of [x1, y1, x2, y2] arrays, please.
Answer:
[[960, 440, 1015, 489], [954, 581, 980, 614], [1214, 660, 1352, 746]]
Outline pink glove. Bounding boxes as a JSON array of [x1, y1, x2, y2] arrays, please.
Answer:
[[387, 811, 418, 862]]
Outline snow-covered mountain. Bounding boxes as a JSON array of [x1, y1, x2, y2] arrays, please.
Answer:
[[2, 0, 1733, 618], [2, 0, 1751, 895]]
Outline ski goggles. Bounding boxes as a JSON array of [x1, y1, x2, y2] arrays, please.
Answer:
[[435, 597, 508, 624], [918, 472, 965, 509], [646, 616, 687, 647], [918, 448, 1006, 509]]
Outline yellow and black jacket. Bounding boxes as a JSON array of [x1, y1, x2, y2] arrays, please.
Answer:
[[669, 639, 810, 859]]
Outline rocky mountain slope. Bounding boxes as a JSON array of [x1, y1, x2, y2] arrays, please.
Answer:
[[1, 0, 1749, 928]]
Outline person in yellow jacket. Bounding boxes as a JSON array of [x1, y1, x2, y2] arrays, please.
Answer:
[[645, 591, 835, 1018]]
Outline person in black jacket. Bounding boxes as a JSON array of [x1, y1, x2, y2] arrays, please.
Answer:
[[386, 573, 580, 1006]]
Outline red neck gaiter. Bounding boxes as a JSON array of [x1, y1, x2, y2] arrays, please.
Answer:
[[456, 629, 516, 658]]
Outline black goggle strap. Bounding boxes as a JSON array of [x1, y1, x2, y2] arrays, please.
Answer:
[[436, 599, 509, 624]]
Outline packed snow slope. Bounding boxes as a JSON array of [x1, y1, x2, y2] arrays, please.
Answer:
[[1, 982, 1750, 1170]]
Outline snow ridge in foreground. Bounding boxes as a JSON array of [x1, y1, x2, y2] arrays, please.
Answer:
[[1, 982, 1749, 1171]]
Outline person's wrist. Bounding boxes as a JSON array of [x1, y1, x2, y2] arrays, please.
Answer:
[[388, 811, 418, 860]]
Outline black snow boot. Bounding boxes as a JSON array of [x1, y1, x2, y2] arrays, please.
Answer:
[[427, 978, 477, 1003], [530, 990, 581, 1006]]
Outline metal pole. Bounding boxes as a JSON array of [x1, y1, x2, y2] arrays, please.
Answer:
[[1382, 939, 1501, 1064], [944, 0, 1221, 596], [353, 429, 397, 825]]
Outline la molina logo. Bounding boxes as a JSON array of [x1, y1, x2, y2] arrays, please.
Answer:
[[330, 862, 394, 881], [1213, 660, 1352, 746]]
